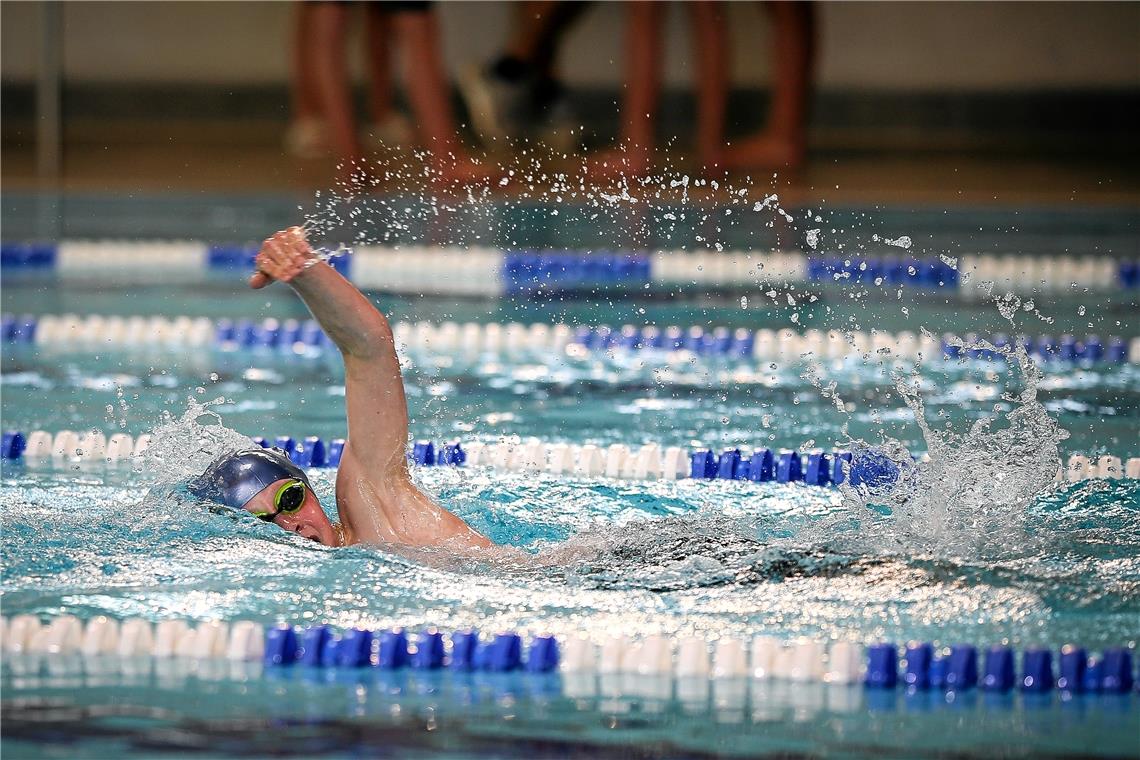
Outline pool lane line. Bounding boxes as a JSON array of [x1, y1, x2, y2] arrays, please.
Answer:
[[3, 430, 1138, 485], [2, 241, 1138, 295], [2, 614, 1136, 696], [5, 313, 1140, 365]]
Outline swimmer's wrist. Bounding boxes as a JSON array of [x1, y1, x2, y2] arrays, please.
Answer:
[[289, 252, 323, 284]]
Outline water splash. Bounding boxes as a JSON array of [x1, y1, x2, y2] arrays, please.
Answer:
[[298, 146, 800, 253], [299, 218, 352, 266], [542, 512, 865, 592], [140, 152, 1076, 569], [134, 397, 255, 492], [819, 302, 1070, 560]]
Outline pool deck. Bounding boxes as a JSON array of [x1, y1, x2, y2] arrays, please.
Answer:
[[3, 119, 1139, 207]]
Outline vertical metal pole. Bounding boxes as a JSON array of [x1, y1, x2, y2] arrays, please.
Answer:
[[36, 0, 63, 181]]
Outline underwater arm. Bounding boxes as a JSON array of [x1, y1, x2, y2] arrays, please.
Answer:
[[250, 227, 491, 549]]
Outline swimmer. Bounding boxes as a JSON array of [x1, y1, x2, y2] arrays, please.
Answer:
[[190, 226, 492, 550]]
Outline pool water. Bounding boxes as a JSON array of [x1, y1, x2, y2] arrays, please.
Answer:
[[3, 202, 1140, 757], [4, 663, 1137, 758]]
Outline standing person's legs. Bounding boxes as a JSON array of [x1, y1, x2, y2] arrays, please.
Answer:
[[461, 1, 589, 145], [391, 8, 487, 182], [364, 4, 413, 146], [724, 1, 815, 171], [621, 1, 665, 153], [502, 1, 590, 82], [590, 1, 664, 178], [364, 5, 395, 126], [690, 1, 728, 169], [286, 2, 329, 157], [309, 2, 364, 165]]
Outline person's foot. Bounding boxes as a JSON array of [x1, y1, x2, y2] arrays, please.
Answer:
[[284, 118, 329, 159], [458, 59, 531, 147], [363, 112, 415, 149], [722, 132, 806, 173]]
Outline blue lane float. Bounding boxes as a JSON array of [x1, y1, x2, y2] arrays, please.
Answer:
[[904, 643, 934, 689], [6, 427, 1137, 486], [846, 449, 901, 490], [503, 251, 651, 294], [207, 245, 351, 277], [250, 624, 1137, 696], [1021, 649, 1054, 692], [947, 645, 980, 690], [1, 243, 57, 269], [247, 437, 889, 489], [2, 315, 38, 343], [261, 626, 555, 674], [943, 333, 1128, 364], [1, 431, 26, 459], [3, 612, 1136, 696], [4, 240, 1139, 299], [573, 324, 1133, 365], [807, 256, 959, 288], [207, 244, 258, 270], [983, 647, 1016, 692], [6, 312, 1138, 368], [865, 643, 898, 689], [1120, 261, 1139, 289]]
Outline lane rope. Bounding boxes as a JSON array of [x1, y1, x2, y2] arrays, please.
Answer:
[[1, 613, 1134, 695], [3, 430, 1137, 484], [2, 241, 1137, 295], [5, 314, 1139, 365]]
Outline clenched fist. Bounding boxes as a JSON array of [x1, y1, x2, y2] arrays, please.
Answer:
[[249, 226, 317, 289]]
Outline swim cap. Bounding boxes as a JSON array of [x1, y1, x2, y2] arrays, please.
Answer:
[[189, 447, 311, 510]]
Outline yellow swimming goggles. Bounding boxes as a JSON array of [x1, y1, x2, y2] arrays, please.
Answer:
[[250, 479, 307, 521]]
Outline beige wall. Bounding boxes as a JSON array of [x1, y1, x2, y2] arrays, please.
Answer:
[[3, 1, 1138, 91]]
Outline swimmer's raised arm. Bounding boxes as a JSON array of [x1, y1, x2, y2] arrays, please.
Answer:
[[251, 227, 491, 549], [251, 228, 407, 472]]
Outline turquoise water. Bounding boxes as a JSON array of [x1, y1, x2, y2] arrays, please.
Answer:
[[3, 243, 1140, 755], [3, 663, 1137, 758]]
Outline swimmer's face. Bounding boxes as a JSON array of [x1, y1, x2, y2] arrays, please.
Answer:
[[243, 478, 339, 546]]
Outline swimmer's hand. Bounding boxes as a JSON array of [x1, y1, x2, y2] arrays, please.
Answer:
[[249, 226, 316, 289]]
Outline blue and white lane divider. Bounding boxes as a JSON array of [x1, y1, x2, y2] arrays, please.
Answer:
[[4, 429, 1138, 485], [565, 325, 1138, 365], [6, 314, 1140, 366], [1, 614, 1136, 695], [3, 241, 1138, 295]]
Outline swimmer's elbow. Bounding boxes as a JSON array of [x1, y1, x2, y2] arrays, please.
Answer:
[[342, 314, 394, 360]]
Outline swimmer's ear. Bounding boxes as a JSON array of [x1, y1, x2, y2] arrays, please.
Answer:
[[249, 271, 272, 289]]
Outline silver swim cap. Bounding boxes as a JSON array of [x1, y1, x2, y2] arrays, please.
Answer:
[[189, 447, 311, 509]]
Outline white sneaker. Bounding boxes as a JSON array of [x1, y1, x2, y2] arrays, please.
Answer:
[[284, 118, 329, 158], [364, 112, 415, 149], [458, 63, 529, 146]]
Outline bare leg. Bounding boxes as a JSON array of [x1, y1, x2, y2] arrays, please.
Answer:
[[392, 11, 487, 182], [590, 1, 664, 178], [504, 1, 558, 63], [309, 2, 363, 165], [690, 1, 728, 169], [285, 2, 329, 157], [291, 2, 323, 123], [363, 4, 414, 148], [505, 1, 590, 80], [724, 1, 815, 171], [365, 5, 395, 125]]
